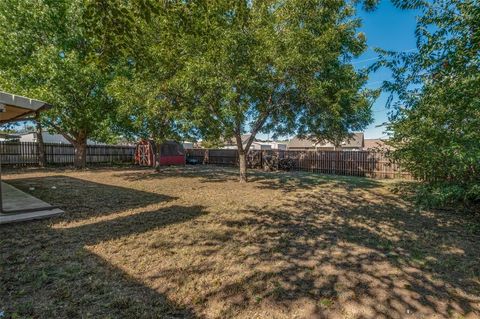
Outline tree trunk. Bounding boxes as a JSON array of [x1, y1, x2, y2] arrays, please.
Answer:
[[234, 113, 269, 183], [73, 140, 87, 169], [35, 117, 46, 167], [238, 151, 248, 183], [234, 131, 249, 182], [53, 127, 87, 169]]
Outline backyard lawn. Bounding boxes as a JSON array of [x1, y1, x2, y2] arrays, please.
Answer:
[[1, 166, 479, 319]]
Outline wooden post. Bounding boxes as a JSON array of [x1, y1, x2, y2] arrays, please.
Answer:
[[0, 142, 3, 213], [36, 113, 46, 167], [203, 149, 209, 164]]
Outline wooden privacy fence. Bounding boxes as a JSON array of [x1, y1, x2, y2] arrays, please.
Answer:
[[0, 142, 409, 179], [0, 142, 135, 165], [186, 148, 410, 179]]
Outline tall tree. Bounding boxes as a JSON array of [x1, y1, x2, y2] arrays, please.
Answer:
[[108, 3, 195, 168], [169, 1, 377, 182], [109, 72, 194, 168], [0, 0, 152, 168], [376, 0, 480, 206]]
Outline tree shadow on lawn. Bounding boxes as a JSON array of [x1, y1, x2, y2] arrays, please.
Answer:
[[243, 193, 478, 317], [148, 182, 480, 318], [248, 170, 383, 192], [6, 175, 176, 223], [1, 176, 205, 318], [9, 169, 477, 318], [116, 165, 383, 193]]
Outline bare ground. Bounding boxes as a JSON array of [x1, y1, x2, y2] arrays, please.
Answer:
[[0, 166, 479, 319]]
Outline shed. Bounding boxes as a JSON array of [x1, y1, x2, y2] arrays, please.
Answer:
[[135, 140, 185, 167]]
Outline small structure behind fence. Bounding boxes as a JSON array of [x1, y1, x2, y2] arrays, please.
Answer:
[[186, 148, 410, 179], [0, 142, 135, 166]]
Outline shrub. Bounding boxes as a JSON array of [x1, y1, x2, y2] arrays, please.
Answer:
[[278, 158, 296, 171], [412, 182, 480, 210], [379, 0, 480, 210]]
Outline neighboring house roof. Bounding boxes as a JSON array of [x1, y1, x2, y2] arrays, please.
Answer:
[[340, 133, 364, 148], [20, 132, 69, 144], [224, 134, 252, 146], [364, 138, 391, 150], [287, 136, 316, 148], [0, 133, 20, 139], [288, 133, 364, 149], [17, 131, 37, 136], [19, 131, 101, 145]]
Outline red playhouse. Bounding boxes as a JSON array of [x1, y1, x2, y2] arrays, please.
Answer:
[[135, 140, 186, 166]]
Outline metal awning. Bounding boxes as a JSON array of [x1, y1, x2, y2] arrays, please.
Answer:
[[0, 91, 51, 124], [0, 91, 51, 214]]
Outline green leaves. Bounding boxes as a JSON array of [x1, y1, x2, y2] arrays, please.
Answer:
[[381, 0, 480, 207], [159, 0, 376, 146], [0, 0, 153, 145], [0, 0, 377, 171]]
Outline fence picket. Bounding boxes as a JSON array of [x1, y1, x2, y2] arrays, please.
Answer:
[[0, 142, 135, 166], [0, 142, 410, 179], [186, 148, 410, 179]]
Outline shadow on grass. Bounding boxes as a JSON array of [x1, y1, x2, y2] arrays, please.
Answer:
[[223, 191, 478, 317], [117, 165, 383, 192], [6, 175, 176, 222], [0, 176, 205, 318], [144, 175, 480, 318], [3, 169, 479, 318], [249, 170, 383, 192]]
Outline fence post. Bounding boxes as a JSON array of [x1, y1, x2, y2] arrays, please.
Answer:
[[0, 142, 409, 178], [203, 149, 209, 164]]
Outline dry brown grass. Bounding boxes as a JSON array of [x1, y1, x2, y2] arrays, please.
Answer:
[[1, 166, 479, 319]]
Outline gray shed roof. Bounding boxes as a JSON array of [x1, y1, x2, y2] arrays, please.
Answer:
[[0, 91, 50, 124], [224, 134, 253, 146]]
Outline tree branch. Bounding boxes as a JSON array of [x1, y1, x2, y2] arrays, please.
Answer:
[[244, 112, 269, 152], [45, 120, 77, 145]]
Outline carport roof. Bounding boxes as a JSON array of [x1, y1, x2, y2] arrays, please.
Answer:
[[0, 91, 50, 124]]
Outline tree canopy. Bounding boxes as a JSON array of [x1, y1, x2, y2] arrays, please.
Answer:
[[155, 0, 378, 181], [0, 0, 152, 167], [377, 0, 480, 207], [1, 0, 378, 177]]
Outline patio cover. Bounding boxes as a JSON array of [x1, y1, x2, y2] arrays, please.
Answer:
[[0, 91, 51, 213], [0, 91, 50, 124]]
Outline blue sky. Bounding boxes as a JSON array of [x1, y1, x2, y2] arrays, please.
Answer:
[[355, 1, 419, 139], [258, 1, 420, 141]]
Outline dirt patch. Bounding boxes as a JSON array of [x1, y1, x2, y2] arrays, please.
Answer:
[[1, 166, 479, 318]]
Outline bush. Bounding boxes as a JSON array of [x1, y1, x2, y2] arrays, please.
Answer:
[[278, 158, 296, 171], [413, 182, 480, 210], [261, 155, 296, 172], [379, 0, 480, 211]]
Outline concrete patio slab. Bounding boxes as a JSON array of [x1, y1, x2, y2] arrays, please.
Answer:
[[0, 182, 63, 224]]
